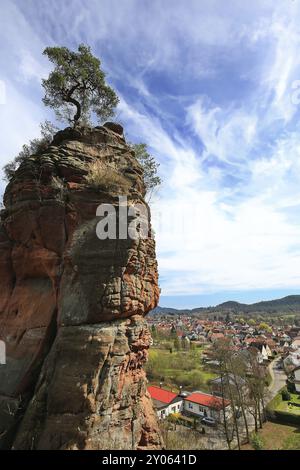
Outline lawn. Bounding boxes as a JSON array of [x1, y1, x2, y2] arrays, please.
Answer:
[[242, 422, 300, 450], [267, 389, 300, 420], [276, 392, 300, 415], [146, 346, 217, 392]]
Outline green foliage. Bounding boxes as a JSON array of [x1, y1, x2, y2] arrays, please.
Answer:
[[170, 325, 177, 338], [42, 44, 119, 125], [258, 322, 272, 333], [173, 337, 180, 351], [3, 120, 58, 181], [151, 324, 157, 339], [167, 413, 181, 425], [250, 433, 265, 450], [146, 347, 215, 391], [267, 390, 284, 411], [225, 312, 231, 323], [281, 388, 291, 401], [181, 337, 190, 350], [287, 380, 296, 393], [267, 389, 300, 425], [183, 370, 205, 389], [130, 143, 161, 198]]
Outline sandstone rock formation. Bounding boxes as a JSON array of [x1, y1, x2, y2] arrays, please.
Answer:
[[0, 124, 162, 449]]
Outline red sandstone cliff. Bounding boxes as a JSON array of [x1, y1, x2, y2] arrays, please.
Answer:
[[0, 123, 163, 449]]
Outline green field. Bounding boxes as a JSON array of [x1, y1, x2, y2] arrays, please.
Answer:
[[146, 345, 217, 392]]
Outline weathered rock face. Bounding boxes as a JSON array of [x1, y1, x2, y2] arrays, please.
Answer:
[[0, 124, 162, 449]]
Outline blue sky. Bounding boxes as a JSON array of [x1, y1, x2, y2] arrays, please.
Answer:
[[1, 0, 300, 308]]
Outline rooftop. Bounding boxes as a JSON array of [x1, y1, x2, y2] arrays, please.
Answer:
[[185, 392, 230, 409], [148, 386, 178, 405]]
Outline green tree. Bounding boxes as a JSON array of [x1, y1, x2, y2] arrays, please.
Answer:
[[42, 44, 119, 125], [151, 324, 157, 339], [167, 413, 180, 430], [258, 322, 272, 333], [173, 337, 180, 351], [130, 143, 161, 199], [225, 312, 231, 323], [281, 388, 291, 401], [250, 433, 264, 450], [3, 120, 58, 181], [170, 325, 177, 339]]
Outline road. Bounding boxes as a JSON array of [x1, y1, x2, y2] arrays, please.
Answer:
[[268, 357, 287, 400]]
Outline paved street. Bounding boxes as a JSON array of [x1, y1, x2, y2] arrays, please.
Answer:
[[268, 357, 287, 400]]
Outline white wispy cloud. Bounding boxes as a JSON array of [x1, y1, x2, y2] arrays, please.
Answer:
[[0, 0, 50, 198], [2, 0, 300, 302]]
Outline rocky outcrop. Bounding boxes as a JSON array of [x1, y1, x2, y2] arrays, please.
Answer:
[[0, 124, 162, 449]]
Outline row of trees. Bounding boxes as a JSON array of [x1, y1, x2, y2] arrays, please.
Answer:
[[211, 338, 268, 450], [151, 325, 194, 351]]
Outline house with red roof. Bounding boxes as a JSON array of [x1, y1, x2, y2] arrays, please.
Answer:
[[148, 385, 183, 419], [183, 391, 230, 422], [210, 332, 225, 343]]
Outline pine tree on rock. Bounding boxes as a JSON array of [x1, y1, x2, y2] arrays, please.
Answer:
[[42, 44, 119, 126]]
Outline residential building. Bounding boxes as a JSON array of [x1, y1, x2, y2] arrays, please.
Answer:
[[210, 374, 247, 398], [148, 385, 183, 419], [183, 391, 230, 422]]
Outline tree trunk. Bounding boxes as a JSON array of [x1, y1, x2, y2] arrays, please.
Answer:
[[66, 95, 81, 123], [254, 404, 258, 432], [225, 371, 241, 450], [229, 358, 250, 443], [220, 371, 232, 450], [65, 83, 82, 123]]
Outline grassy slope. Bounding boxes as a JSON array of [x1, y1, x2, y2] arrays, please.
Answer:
[[146, 345, 217, 392]]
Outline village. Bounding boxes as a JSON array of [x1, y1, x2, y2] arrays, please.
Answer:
[[146, 313, 300, 450]]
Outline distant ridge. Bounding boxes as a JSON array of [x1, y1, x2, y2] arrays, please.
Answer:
[[151, 295, 300, 316]]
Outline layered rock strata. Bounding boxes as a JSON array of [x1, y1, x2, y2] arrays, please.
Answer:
[[0, 123, 162, 449]]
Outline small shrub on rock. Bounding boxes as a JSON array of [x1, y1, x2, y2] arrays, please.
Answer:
[[85, 160, 130, 193]]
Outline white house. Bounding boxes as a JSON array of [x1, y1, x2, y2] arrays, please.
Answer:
[[255, 344, 273, 364], [183, 392, 230, 422], [260, 344, 272, 362], [148, 386, 183, 419], [289, 366, 300, 393], [284, 353, 300, 373], [295, 367, 300, 393]]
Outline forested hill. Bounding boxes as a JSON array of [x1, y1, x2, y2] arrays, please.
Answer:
[[151, 295, 300, 316]]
